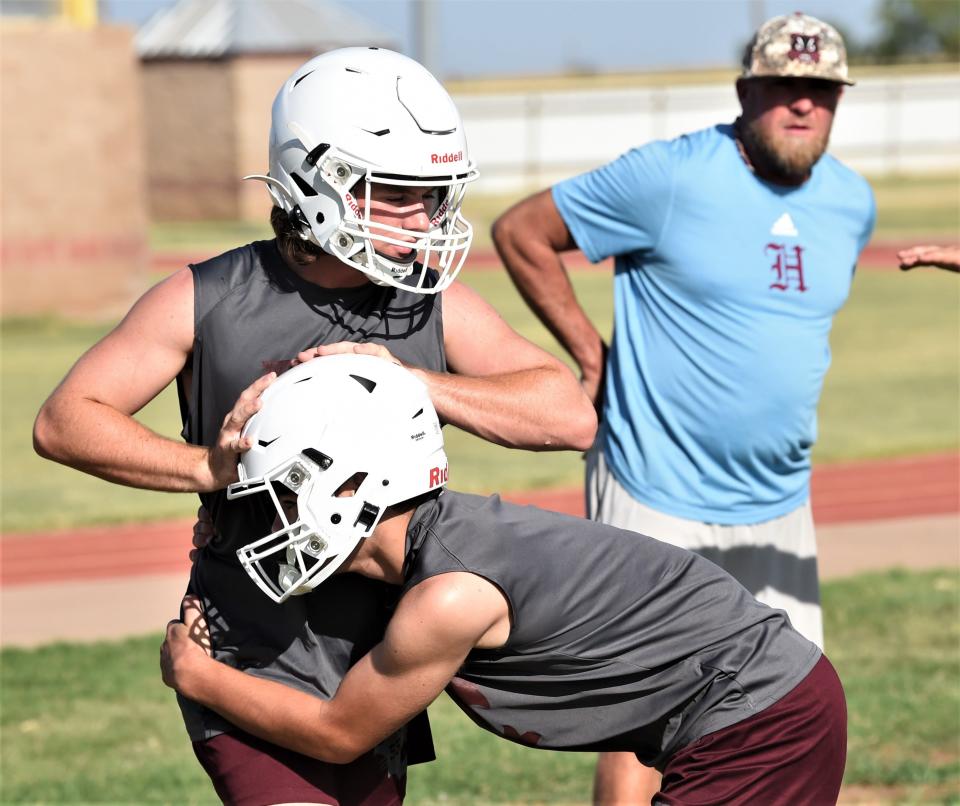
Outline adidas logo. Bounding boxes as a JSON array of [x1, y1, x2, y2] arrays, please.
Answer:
[[770, 213, 799, 237]]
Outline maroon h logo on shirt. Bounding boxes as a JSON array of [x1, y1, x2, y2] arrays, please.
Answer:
[[766, 243, 808, 292]]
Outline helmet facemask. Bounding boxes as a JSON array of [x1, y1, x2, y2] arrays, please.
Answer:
[[228, 456, 382, 603], [335, 170, 474, 293]]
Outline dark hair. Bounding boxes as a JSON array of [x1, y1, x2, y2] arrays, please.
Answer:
[[270, 206, 324, 266]]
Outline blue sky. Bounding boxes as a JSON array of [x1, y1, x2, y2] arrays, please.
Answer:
[[106, 0, 882, 79]]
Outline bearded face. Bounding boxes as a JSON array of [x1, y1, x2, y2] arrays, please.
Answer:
[[736, 78, 842, 185]]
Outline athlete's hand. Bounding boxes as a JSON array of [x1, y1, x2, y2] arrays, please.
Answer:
[[261, 358, 298, 375], [181, 594, 213, 655], [160, 621, 209, 696], [295, 341, 404, 367], [898, 245, 960, 273], [161, 596, 213, 695], [203, 371, 276, 490], [189, 506, 216, 562]]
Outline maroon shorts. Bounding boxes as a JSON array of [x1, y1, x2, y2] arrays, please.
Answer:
[[193, 728, 405, 806], [656, 655, 847, 805]]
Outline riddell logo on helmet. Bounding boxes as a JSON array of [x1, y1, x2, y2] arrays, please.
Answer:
[[430, 196, 450, 227], [343, 192, 362, 217], [428, 464, 448, 488], [430, 151, 463, 165]]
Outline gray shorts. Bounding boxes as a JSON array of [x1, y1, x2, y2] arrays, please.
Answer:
[[586, 446, 823, 648]]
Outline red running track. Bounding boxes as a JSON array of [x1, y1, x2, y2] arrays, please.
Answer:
[[151, 241, 916, 275], [2, 453, 956, 588]]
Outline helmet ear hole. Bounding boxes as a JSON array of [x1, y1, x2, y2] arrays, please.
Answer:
[[333, 471, 368, 498]]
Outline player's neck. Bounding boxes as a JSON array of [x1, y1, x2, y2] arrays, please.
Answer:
[[344, 508, 413, 585], [282, 251, 372, 290]]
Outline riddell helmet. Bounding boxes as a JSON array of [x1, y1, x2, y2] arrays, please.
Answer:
[[248, 47, 479, 294], [227, 354, 448, 603]]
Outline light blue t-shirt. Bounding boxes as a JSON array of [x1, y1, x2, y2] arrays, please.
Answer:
[[553, 124, 875, 524]]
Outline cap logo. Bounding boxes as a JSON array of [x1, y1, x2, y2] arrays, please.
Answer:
[[788, 34, 820, 63]]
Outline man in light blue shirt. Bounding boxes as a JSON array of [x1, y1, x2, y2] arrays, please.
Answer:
[[493, 13, 874, 804]]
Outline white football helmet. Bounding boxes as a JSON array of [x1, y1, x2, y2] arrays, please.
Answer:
[[227, 354, 448, 603], [249, 47, 479, 294]]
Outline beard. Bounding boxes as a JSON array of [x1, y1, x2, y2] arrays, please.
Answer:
[[737, 117, 830, 184]]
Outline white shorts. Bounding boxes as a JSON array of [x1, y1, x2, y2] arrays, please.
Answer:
[[586, 446, 823, 649]]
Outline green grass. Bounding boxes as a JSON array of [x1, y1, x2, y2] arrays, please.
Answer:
[[871, 173, 960, 240], [1, 318, 194, 533], [815, 268, 959, 461], [1, 569, 956, 804], [2, 265, 957, 533], [148, 171, 960, 256], [0, 635, 218, 804], [462, 172, 960, 247], [825, 570, 960, 795], [149, 220, 272, 255]]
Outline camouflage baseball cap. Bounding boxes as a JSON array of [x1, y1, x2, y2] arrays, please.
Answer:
[[742, 12, 854, 85]]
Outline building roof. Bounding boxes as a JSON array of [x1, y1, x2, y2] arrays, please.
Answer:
[[135, 0, 397, 59]]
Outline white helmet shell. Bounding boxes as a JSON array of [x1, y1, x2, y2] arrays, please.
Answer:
[[251, 47, 479, 294], [227, 354, 448, 603]]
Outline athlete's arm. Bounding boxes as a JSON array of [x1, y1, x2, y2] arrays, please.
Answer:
[[162, 573, 508, 763], [491, 189, 608, 407], [430, 279, 596, 450], [303, 280, 597, 451], [32, 268, 268, 492]]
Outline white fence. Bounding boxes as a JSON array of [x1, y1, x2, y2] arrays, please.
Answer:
[[455, 72, 960, 193]]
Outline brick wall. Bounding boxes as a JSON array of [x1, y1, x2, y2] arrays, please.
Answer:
[[141, 59, 238, 220], [0, 21, 149, 316], [232, 54, 309, 223], [141, 53, 310, 223]]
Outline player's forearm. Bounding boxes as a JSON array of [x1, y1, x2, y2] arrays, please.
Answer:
[[413, 364, 596, 451], [33, 397, 218, 492], [495, 231, 606, 381], [184, 658, 363, 764]]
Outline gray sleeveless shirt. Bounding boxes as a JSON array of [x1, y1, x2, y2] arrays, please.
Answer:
[[403, 492, 821, 770], [178, 240, 445, 746]]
